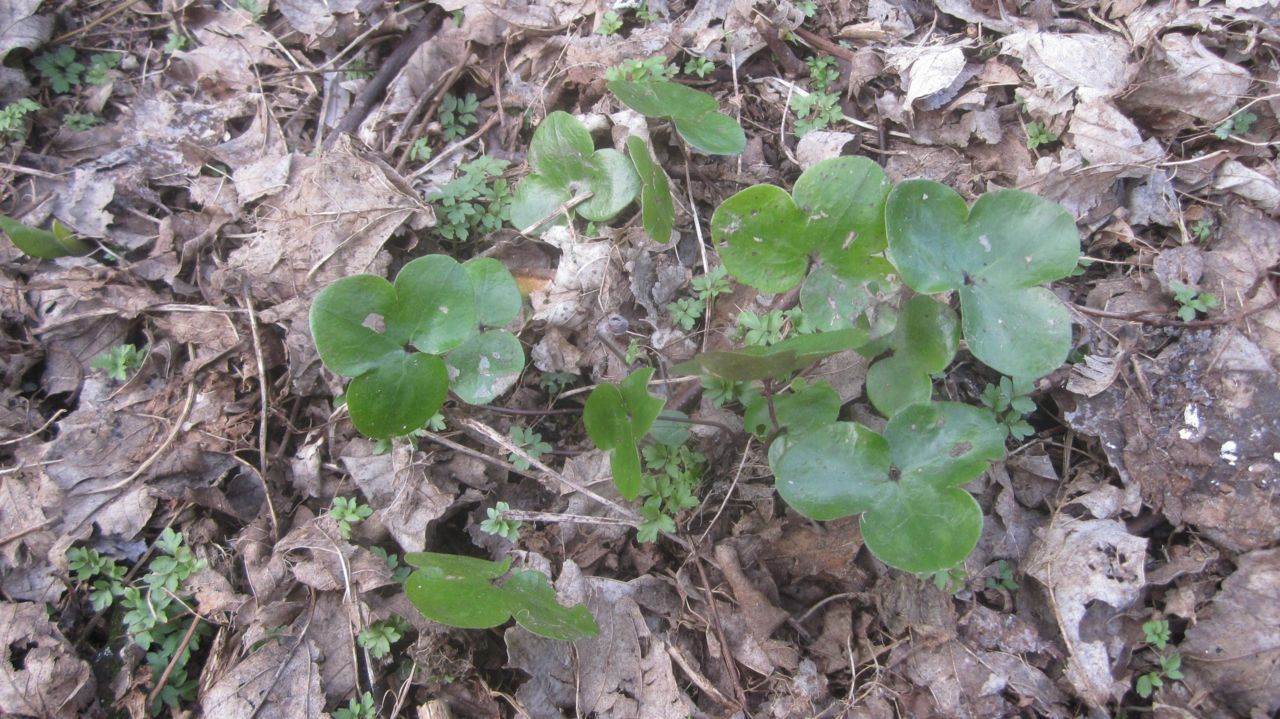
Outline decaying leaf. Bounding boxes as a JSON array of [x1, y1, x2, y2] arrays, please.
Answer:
[[0, 602, 95, 718], [339, 439, 456, 553]]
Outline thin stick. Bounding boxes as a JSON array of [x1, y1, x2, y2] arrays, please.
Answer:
[[145, 615, 202, 709], [501, 509, 636, 527], [667, 643, 736, 708], [698, 437, 753, 546], [242, 291, 277, 538], [517, 191, 594, 236], [0, 409, 65, 446], [459, 419, 641, 524]]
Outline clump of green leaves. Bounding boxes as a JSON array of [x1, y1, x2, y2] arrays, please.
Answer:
[[508, 112, 640, 235], [1189, 217, 1213, 243], [0, 98, 39, 140], [426, 156, 511, 241], [357, 616, 408, 658], [1136, 618, 1184, 698], [669, 297, 704, 330], [370, 547, 413, 583], [737, 309, 787, 346], [684, 56, 715, 78], [64, 112, 99, 130], [408, 137, 432, 163], [807, 56, 839, 93], [331, 496, 373, 539], [980, 376, 1036, 441], [68, 529, 208, 713], [1170, 281, 1218, 321], [1213, 110, 1256, 140], [636, 441, 704, 542], [584, 367, 665, 500], [797, 0, 819, 17], [508, 426, 552, 470], [480, 501, 523, 541], [1025, 121, 1058, 149], [404, 552, 597, 639], [91, 343, 146, 382], [609, 78, 747, 155], [33, 46, 84, 93], [334, 692, 377, 719], [596, 10, 623, 35], [310, 255, 523, 437], [344, 58, 372, 81], [538, 371, 578, 394], [604, 56, 678, 83], [792, 90, 841, 137], [927, 564, 967, 593], [439, 92, 479, 141]]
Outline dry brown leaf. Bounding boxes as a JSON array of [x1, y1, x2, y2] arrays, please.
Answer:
[[339, 439, 456, 553], [273, 515, 396, 594], [178, 9, 287, 94], [1024, 516, 1147, 707], [1214, 160, 1280, 215], [885, 43, 971, 111], [1000, 32, 1133, 103], [0, 602, 95, 717], [900, 639, 1069, 718], [277, 0, 361, 36], [1180, 547, 1280, 717], [1067, 96, 1164, 177], [1118, 33, 1252, 133], [201, 633, 326, 718]]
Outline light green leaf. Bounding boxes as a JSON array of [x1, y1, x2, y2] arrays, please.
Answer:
[[626, 136, 674, 244], [389, 255, 478, 354], [465, 258, 522, 328], [673, 111, 747, 155], [771, 422, 891, 520], [859, 483, 983, 573], [310, 274, 404, 377], [577, 148, 641, 222], [445, 330, 524, 405], [884, 402, 1006, 488], [865, 356, 931, 418], [528, 111, 594, 186], [607, 79, 718, 118], [0, 215, 94, 258], [799, 265, 878, 332], [792, 157, 892, 274], [583, 368, 665, 500], [743, 379, 841, 437], [960, 284, 1072, 379], [346, 353, 449, 438], [712, 184, 813, 293], [509, 174, 571, 234]]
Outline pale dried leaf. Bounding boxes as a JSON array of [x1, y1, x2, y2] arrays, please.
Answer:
[[885, 44, 970, 110], [1065, 353, 1121, 397], [1000, 32, 1133, 102], [0, 0, 52, 62], [0, 602, 95, 717], [201, 635, 325, 718], [339, 440, 455, 553], [1024, 516, 1147, 707], [1214, 160, 1280, 215], [1118, 33, 1252, 132], [1067, 96, 1163, 178], [277, 0, 361, 36]]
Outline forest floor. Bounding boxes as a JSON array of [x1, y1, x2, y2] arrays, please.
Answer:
[[1, 0, 1279, 717]]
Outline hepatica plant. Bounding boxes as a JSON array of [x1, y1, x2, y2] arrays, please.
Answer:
[[608, 79, 747, 156], [309, 255, 522, 438]]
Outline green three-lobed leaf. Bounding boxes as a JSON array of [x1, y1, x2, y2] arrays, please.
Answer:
[[509, 112, 641, 235], [712, 157, 893, 293], [608, 79, 746, 156], [864, 296, 959, 417], [770, 402, 1005, 573], [404, 552, 598, 640], [583, 368, 665, 500], [310, 255, 522, 438], [885, 181, 1080, 379]]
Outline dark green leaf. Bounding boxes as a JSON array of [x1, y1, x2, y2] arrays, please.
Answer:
[[346, 354, 449, 438], [389, 255, 478, 354], [577, 148, 641, 222], [673, 110, 747, 155], [792, 157, 892, 274], [712, 184, 813, 293], [771, 422, 891, 520], [527, 111, 594, 186], [960, 284, 1072, 379], [607, 79, 718, 118], [444, 330, 524, 405], [509, 174, 572, 235], [465, 258, 522, 328], [310, 275, 404, 377], [583, 368, 665, 500], [626, 136, 674, 244]]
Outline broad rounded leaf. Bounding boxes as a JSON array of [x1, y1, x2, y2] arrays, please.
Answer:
[[885, 180, 970, 293], [405, 563, 512, 630], [866, 356, 931, 418], [465, 258, 521, 328], [503, 568, 600, 641], [346, 353, 448, 438], [527, 111, 594, 185], [712, 184, 812, 293], [509, 174, 571, 235], [626, 136, 674, 244], [744, 380, 841, 437], [390, 255, 477, 354], [607, 79, 718, 118], [961, 284, 1072, 379], [674, 111, 747, 156], [895, 295, 959, 372], [884, 402, 1006, 488], [445, 330, 524, 405], [771, 422, 891, 520], [965, 189, 1080, 287], [800, 265, 876, 332], [310, 274, 403, 377], [860, 484, 983, 573], [793, 157, 892, 272], [577, 148, 641, 222], [618, 367, 665, 436], [648, 411, 691, 446]]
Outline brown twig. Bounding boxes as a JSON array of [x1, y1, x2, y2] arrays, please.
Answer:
[[145, 616, 202, 709], [688, 542, 748, 709], [324, 6, 446, 149]]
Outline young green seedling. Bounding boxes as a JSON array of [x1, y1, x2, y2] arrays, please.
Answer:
[[885, 181, 1080, 379], [712, 156, 893, 293], [770, 401, 1006, 572], [508, 112, 640, 235], [608, 79, 746, 155], [1, 214, 94, 258], [403, 552, 597, 640], [310, 255, 522, 438], [862, 295, 959, 417], [625, 135, 675, 244], [583, 367, 665, 500]]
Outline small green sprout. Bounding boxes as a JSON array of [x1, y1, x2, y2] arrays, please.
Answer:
[[596, 10, 623, 35], [333, 692, 377, 719], [624, 338, 642, 365], [1190, 217, 1213, 243], [1025, 121, 1058, 149], [85, 52, 121, 85], [1214, 110, 1256, 140], [691, 265, 731, 301], [507, 426, 551, 470], [91, 343, 146, 382], [792, 91, 841, 137], [408, 137, 432, 163], [797, 0, 819, 17], [1170, 281, 1218, 321], [331, 496, 373, 539], [926, 564, 967, 593], [439, 92, 479, 141], [806, 56, 839, 94], [357, 616, 407, 658], [426, 156, 511, 241], [162, 30, 189, 54], [0, 99, 39, 140], [636, 442, 703, 542], [980, 376, 1036, 441], [668, 296, 705, 330], [538, 371, 578, 394], [1135, 618, 1184, 698], [701, 375, 746, 407], [737, 309, 787, 346], [64, 112, 99, 131], [1142, 618, 1171, 650], [985, 559, 1019, 590], [480, 500, 523, 541], [683, 56, 715, 78], [635, 2, 659, 21], [237, 0, 264, 19], [33, 46, 84, 93], [369, 547, 413, 583], [604, 57, 678, 83], [343, 58, 372, 81]]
